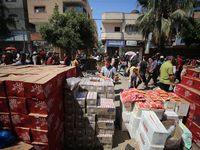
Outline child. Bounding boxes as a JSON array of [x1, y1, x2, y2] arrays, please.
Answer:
[[130, 68, 143, 88]]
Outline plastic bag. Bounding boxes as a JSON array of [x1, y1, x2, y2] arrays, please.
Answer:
[[64, 77, 81, 91], [179, 122, 192, 149]]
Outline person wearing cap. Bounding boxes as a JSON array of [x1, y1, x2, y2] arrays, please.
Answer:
[[118, 52, 127, 76], [160, 56, 175, 92], [130, 52, 139, 65], [32, 51, 37, 65]]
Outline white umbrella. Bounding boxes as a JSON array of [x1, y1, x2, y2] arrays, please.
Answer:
[[125, 51, 135, 56]]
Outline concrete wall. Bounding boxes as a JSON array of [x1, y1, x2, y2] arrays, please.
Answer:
[[102, 23, 122, 32]]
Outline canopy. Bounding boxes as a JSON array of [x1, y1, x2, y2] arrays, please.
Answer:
[[5, 47, 17, 51]]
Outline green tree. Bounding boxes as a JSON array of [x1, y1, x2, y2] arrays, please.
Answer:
[[0, 3, 16, 39], [136, 0, 197, 52], [39, 6, 96, 54], [180, 21, 200, 47]]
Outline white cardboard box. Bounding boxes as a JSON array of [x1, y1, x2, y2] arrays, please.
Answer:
[[140, 111, 168, 145], [175, 99, 190, 116], [164, 101, 176, 111], [129, 112, 140, 128], [122, 112, 131, 122], [163, 111, 179, 122], [122, 102, 133, 112], [137, 124, 165, 150], [132, 103, 150, 117], [151, 109, 165, 120], [128, 123, 137, 139]]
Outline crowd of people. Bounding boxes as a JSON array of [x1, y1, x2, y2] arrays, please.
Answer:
[[99, 51, 200, 92]]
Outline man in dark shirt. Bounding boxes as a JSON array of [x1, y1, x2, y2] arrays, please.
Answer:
[[40, 49, 46, 65], [130, 68, 143, 88], [113, 50, 119, 70], [175, 55, 183, 83], [147, 55, 158, 86], [137, 56, 149, 89]]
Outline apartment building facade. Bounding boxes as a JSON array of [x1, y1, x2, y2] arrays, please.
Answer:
[[0, 0, 34, 52], [101, 11, 143, 59], [27, 0, 97, 56]]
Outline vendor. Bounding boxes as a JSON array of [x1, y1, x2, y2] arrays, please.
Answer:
[[100, 56, 119, 81]]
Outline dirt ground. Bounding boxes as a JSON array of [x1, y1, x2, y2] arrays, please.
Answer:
[[108, 74, 199, 150]]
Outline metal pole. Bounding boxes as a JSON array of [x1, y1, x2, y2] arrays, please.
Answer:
[[22, 27, 25, 53]]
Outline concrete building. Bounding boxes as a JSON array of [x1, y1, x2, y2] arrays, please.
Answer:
[[101, 10, 143, 59], [0, 0, 34, 52], [27, 0, 97, 58]]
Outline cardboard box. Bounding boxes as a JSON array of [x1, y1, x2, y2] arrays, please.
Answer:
[[63, 86, 79, 100], [75, 92, 87, 108], [27, 89, 59, 115], [0, 112, 11, 127], [97, 106, 116, 116], [163, 111, 179, 122], [75, 120, 85, 128], [97, 92, 107, 99], [66, 66, 76, 78], [65, 135, 74, 143], [193, 113, 200, 126], [0, 97, 9, 113], [96, 127, 114, 135], [129, 112, 140, 128], [186, 119, 200, 139], [75, 128, 85, 136], [122, 102, 133, 112], [96, 134, 113, 144], [96, 83, 105, 93], [140, 111, 168, 145], [187, 68, 200, 78], [64, 128, 74, 136], [85, 122, 95, 135], [75, 135, 85, 143], [151, 109, 165, 120], [31, 142, 49, 150], [0, 78, 6, 98], [103, 143, 113, 149], [86, 92, 97, 106], [163, 101, 176, 111], [31, 129, 49, 143], [132, 102, 150, 117], [29, 103, 59, 130], [64, 107, 75, 114], [87, 106, 97, 114], [193, 78, 200, 91], [24, 73, 58, 99], [175, 98, 190, 116], [192, 133, 200, 148], [85, 114, 96, 123], [85, 135, 95, 142], [106, 92, 115, 100], [97, 120, 114, 129], [11, 113, 31, 128], [122, 112, 131, 122], [14, 127, 31, 143], [105, 81, 114, 92], [137, 124, 165, 150], [97, 115, 115, 121], [128, 123, 137, 139], [8, 97, 28, 114], [75, 113, 85, 121], [64, 99, 74, 108], [182, 76, 194, 88], [65, 113, 74, 122], [65, 121, 74, 129]]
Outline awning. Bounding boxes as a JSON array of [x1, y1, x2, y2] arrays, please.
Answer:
[[30, 32, 44, 41]]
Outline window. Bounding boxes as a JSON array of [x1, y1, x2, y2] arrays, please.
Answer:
[[8, 14, 18, 22], [115, 27, 120, 32], [6, 0, 16, 2], [127, 25, 137, 32], [34, 6, 45, 13]]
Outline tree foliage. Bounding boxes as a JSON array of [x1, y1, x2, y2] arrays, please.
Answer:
[[0, 4, 16, 39], [39, 6, 96, 53], [136, 0, 198, 52], [180, 21, 200, 47]]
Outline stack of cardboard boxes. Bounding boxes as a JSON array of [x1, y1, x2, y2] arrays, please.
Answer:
[[0, 65, 76, 150], [175, 68, 200, 148]]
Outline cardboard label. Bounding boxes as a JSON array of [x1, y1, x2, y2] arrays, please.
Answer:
[[0, 113, 11, 127]]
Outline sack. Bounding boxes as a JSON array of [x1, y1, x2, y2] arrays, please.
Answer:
[[179, 122, 192, 149], [162, 121, 184, 149], [64, 77, 81, 91]]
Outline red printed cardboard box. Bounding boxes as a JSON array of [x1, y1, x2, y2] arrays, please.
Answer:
[[193, 78, 200, 91], [0, 112, 12, 127], [66, 66, 76, 78], [181, 76, 194, 88], [186, 119, 200, 139], [11, 113, 31, 128], [14, 127, 31, 143], [193, 133, 200, 148], [8, 97, 28, 114], [27, 89, 59, 115], [0, 76, 7, 97], [174, 84, 186, 96], [24, 73, 58, 99], [31, 142, 49, 150], [29, 100, 63, 131], [0, 97, 9, 113], [187, 69, 200, 78]]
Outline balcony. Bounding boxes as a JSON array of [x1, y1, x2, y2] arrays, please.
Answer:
[[63, 6, 87, 13], [102, 13, 123, 23], [101, 32, 123, 40]]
